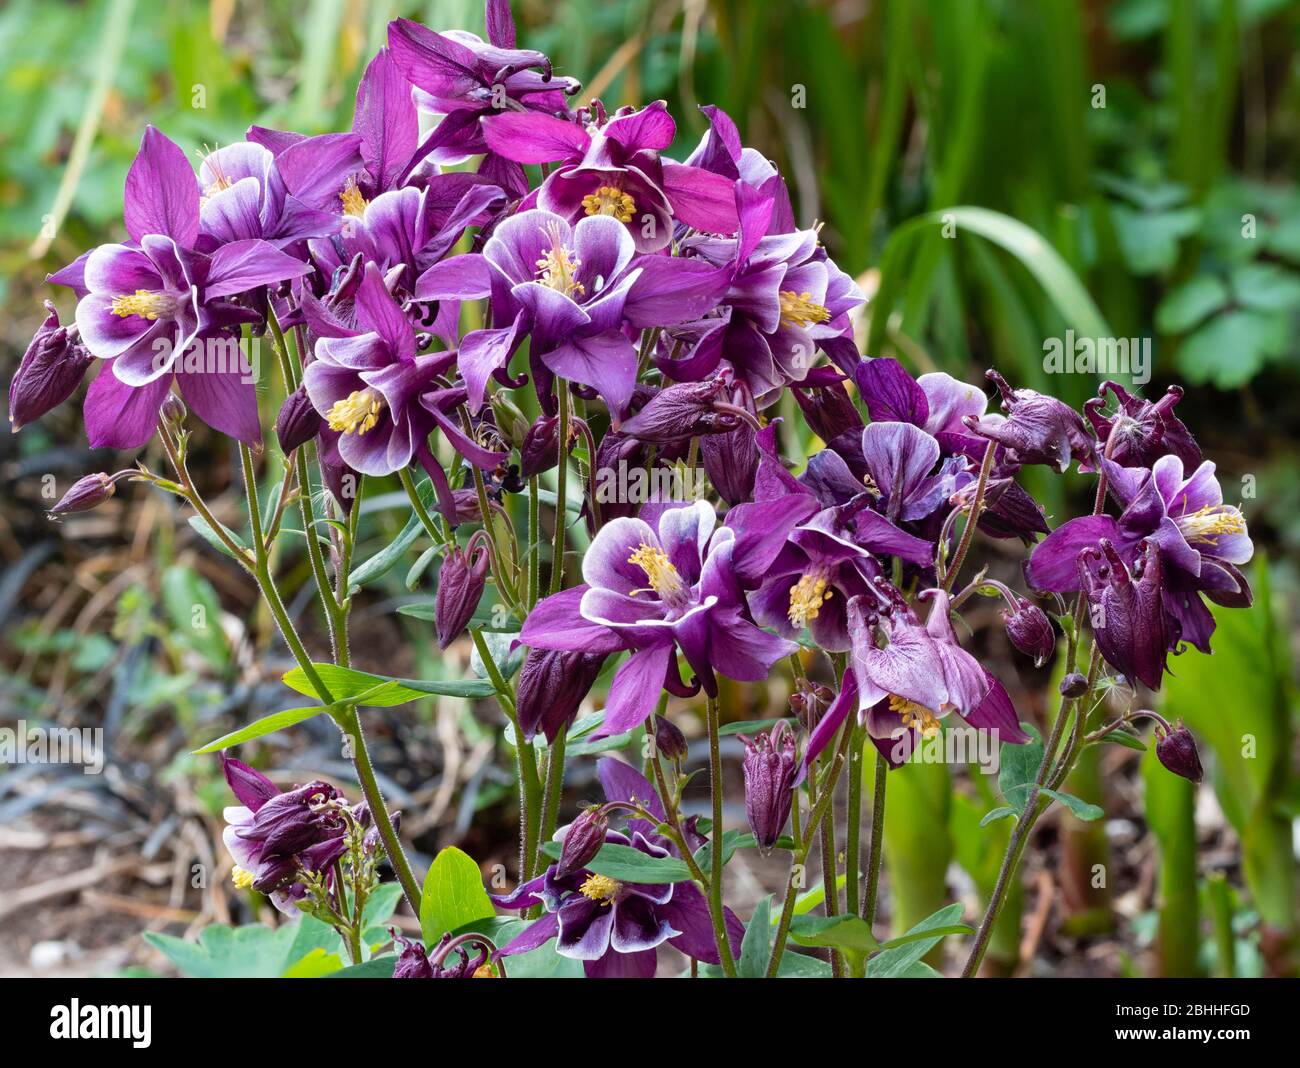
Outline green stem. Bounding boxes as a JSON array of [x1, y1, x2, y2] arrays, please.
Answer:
[[845, 726, 865, 917], [941, 440, 995, 592], [550, 382, 570, 595], [534, 728, 568, 875], [527, 476, 541, 609], [705, 693, 738, 976], [863, 752, 888, 927]]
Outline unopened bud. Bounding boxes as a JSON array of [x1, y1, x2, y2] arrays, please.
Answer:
[[1003, 599, 1054, 666], [652, 715, 688, 763], [49, 472, 115, 515], [1059, 672, 1089, 699], [555, 805, 608, 878], [1155, 722, 1203, 784]]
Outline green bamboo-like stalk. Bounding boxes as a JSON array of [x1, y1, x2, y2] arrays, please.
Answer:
[[881, 759, 952, 963], [1141, 743, 1203, 977]]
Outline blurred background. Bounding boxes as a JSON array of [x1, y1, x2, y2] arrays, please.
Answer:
[[0, 0, 1296, 977]]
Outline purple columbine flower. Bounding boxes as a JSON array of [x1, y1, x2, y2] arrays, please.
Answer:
[[496, 757, 741, 978], [303, 262, 503, 519], [62, 126, 310, 448], [197, 140, 339, 249], [804, 585, 1029, 770], [387, 3, 580, 184], [1083, 380, 1201, 472], [514, 647, 607, 743], [435, 533, 490, 648], [219, 755, 348, 914], [1077, 539, 1169, 690], [520, 499, 801, 736], [1026, 454, 1253, 652], [417, 207, 723, 422], [482, 99, 739, 253]]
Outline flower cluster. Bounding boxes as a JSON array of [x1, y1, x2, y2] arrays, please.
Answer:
[[17, 1, 1250, 979]]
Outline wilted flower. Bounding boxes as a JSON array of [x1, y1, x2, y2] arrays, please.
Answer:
[[964, 369, 1094, 472], [8, 302, 93, 432], [741, 721, 797, 855], [1083, 380, 1200, 471], [392, 932, 493, 978], [788, 679, 833, 732]]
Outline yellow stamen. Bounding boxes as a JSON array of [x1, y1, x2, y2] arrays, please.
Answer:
[[578, 873, 622, 905], [326, 388, 384, 436], [889, 694, 942, 738], [536, 223, 585, 298], [472, 964, 498, 978], [628, 543, 684, 601], [1175, 503, 1246, 545], [787, 571, 832, 630], [231, 866, 255, 890], [110, 289, 175, 321], [581, 185, 636, 223], [779, 290, 831, 329], [340, 177, 368, 218]]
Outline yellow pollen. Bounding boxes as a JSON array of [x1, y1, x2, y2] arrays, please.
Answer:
[[340, 177, 368, 218], [231, 866, 255, 890], [536, 245, 584, 298], [581, 185, 636, 223], [779, 290, 831, 329], [787, 572, 832, 630], [889, 695, 942, 738], [326, 388, 384, 436], [110, 289, 173, 321], [578, 873, 622, 905], [627, 543, 684, 601], [472, 964, 498, 979], [1175, 504, 1246, 545]]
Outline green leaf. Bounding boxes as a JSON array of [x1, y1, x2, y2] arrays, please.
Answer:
[[738, 895, 773, 977], [788, 914, 880, 953], [584, 843, 693, 884], [188, 514, 248, 561], [1231, 262, 1300, 312], [1095, 728, 1148, 752], [692, 828, 754, 871], [979, 805, 1017, 827], [1178, 309, 1286, 389], [282, 663, 493, 703], [349, 477, 439, 587], [1156, 274, 1229, 333], [876, 923, 974, 950], [419, 846, 495, 944], [1041, 787, 1104, 821], [997, 722, 1043, 814], [162, 564, 229, 669], [324, 956, 397, 978], [718, 716, 796, 738], [1110, 204, 1201, 275], [867, 903, 966, 977], [144, 916, 341, 978], [192, 704, 329, 754]]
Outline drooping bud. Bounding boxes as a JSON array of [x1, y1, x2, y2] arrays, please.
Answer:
[[1059, 671, 1089, 699], [741, 720, 798, 855], [515, 647, 606, 743], [239, 780, 346, 858], [275, 385, 323, 453], [651, 715, 688, 764], [555, 805, 609, 878], [435, 537, 490, 649], [49, 472, 115, 515], [701, 423, 758, 505], [619, 378, 732, 443], [8, 301, 93, 432], [1003, 598, 1055, 666], [788, 680, 834, 733], [791, 380, 863, 444], [1155, 722, 1203, 783], [965, 370, 1094, 472]]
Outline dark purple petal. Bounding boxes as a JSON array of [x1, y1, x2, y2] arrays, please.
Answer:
[[124, 126, 200, 247]]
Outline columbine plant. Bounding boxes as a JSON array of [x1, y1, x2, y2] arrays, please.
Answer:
[[14, 0, 1249, 979]]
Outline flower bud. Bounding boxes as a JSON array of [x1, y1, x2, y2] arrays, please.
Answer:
[[701, 423, 758, 505], [555, 805, 609, 878], [652, 715, 688, 763], [239, 780, 345, 857], [159, 391, 187, 430], [49, 472, 115, 515], [620, 379, 735, 443], [1003, 598, 1054, 666], [275, 385, 322, 453], [515, 648, 606, 743], [1155, 722, 1203, 784], [741, 721, 798, 855], [788, 680, 834, 733], [1059, 672, 1089, 699], [519, 415, 562, 479], [435, 540, 489, 649], [8, 301, 92, 432]]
